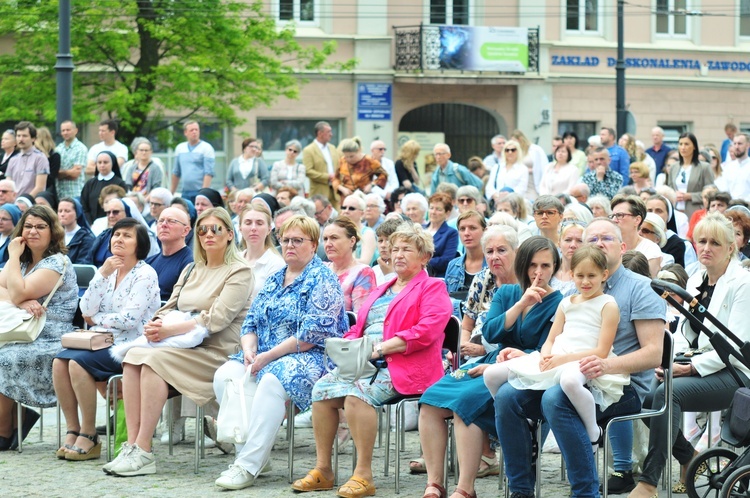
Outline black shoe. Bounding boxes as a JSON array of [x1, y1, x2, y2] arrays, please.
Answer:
[[0, 436, 13, 451], [599, 470, 635, 494], [9, 408, 40, 450], [95, 415, 115, 436], [510, 493, 535, 498]]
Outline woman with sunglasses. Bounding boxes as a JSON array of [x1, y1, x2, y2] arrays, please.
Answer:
[[104, 208, 254, 477], [270, 140, 307, 196], [487, 140, 527, 209], [213, 215, 347, 490], [340, 194, 378, 266]]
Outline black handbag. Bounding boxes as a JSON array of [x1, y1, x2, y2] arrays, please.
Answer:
[[727, 387, 750, 447]]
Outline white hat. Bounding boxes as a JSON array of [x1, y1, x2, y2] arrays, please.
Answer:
[[642, 212, 667, 248]]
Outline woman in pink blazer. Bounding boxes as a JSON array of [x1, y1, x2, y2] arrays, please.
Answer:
[[292, 223, 452, 498]]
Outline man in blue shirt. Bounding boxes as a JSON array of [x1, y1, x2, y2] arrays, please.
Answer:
[[430, 143, 484, 193], [494, 218, 665, 498], [146, 206, 193, 301], [645, 126, 672, 176], [170, 121, 216, 203], [599, 127, 630, 186]]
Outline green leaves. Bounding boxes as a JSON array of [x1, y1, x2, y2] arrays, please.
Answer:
[[0, 0, 351, 144]]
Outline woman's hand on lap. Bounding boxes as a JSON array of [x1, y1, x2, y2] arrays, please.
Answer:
[[467, 364, 490, 377], [243, 349, 257, 368], [143, 319, 163, 342], [19, 299, 44, 318], [497, 347, 525, 362]]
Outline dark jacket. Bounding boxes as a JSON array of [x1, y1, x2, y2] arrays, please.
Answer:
[[67, 227, 95, 265], [426, 221, 459, 278]]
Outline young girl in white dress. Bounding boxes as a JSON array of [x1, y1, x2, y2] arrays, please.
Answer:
[[484, 245, 628, 450]]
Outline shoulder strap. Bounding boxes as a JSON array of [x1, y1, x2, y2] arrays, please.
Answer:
[[453, 163, 465, 184], [42, 256, 68, 308], [131, 161, 152, 187]]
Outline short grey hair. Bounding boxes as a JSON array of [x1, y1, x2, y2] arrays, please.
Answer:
[[587, 195, 612, 216], [401, 192, 428, 213], [456, 185, 481, 204], [364, 193, 385, 214], [129, 137, 153, 155], [285, 139, 302, 152], [491, 135, 506, 146], [433, 143, 451, 154], [290, 197, 315, 217], [482, 225, 519, 252]]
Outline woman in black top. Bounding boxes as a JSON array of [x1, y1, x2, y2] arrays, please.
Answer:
[[80, 151, 126, 224]]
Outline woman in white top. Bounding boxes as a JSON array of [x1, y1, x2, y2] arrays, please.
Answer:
[[511, 130, 548, 201], [238, 203, 285, 301], [538, 146, 579, 196], [491, 140, 527, 202], [269, 140, 306, 196], [610, 194, 662, 277]]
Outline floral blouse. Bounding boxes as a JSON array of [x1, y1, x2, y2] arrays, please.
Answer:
[[327, 262, 377, 313], [79, 260, 162, 345]]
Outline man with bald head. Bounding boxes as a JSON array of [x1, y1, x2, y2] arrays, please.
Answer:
[[369, 140, 399, 199], [645, 126, 672, 176], [146, 206, 194, 301], [0, 179, 17, 205]]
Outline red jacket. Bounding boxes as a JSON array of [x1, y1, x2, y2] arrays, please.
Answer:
[[345, 270, 451, 395]]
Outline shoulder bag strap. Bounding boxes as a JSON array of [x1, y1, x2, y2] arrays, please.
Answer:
[[42, 256, 68, 308], [131, 161, 152, 187], [177, 263, 196, 301]]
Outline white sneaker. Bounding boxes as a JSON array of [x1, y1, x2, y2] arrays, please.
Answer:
[[220, 460, 271, 477], [215, 464, 255, 490], [160, 416, 186, 444], [109, 444, 156, 477], [103, 443, 133, 475], [294, 409, 313, 428]]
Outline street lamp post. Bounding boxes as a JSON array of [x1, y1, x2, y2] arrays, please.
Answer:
[[55, 0, 73, 134], [616, 0, 626, 137]]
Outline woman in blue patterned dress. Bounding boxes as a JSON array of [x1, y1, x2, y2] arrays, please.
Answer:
[[212, 215, 348, 490], [53, 218, 160, 461], [0, 205, 78, 451]]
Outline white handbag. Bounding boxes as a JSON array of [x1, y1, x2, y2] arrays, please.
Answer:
[[216, 369, 257, 444], [324, 335, 377, 382]]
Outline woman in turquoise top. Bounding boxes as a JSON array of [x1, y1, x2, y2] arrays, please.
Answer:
[[418, 236, 563, 498]]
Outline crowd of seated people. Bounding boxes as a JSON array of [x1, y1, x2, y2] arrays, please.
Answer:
[[2, 119, 750, 498]]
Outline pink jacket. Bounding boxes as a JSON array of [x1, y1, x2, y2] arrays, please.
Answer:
[[345, 271, 451, 395]]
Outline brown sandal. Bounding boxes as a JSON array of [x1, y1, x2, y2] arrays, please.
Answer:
[[337, 476, 376, 498], [451, 488, 477, 498], [291, 468, 335, 492], [424, 482, 447, 498]]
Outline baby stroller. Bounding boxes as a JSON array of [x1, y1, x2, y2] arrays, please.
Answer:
[[651, 280, 750, 498]]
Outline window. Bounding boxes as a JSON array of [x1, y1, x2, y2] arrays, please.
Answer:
[[278, 0, 315, 23], [558, 121, 597, 147], [430, 0, 469, 25], [658, 123, 690, 149], [742, 0, 750, 37], [256, 119, 342, 156], [566, 0, 599, 33], [655, 0, 689, 36]]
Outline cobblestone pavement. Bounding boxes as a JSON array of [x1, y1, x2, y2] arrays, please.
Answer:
[[0, 403, 682, 497]]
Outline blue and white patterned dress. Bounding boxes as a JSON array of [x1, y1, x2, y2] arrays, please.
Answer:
[[0, 254, 77, 406], [230, 256, 348, 411]]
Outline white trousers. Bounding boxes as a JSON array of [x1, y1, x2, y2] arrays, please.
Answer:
[[213, 360, 289, 475]]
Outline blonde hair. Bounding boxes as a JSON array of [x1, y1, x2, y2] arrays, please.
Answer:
[[239, 203, 279, 254], [397, 139, 421, 168], [35, 127, 56, 156], [510, 130, 530, 156], [693, 212, 738, 259], [339, 137, 363, 153], [390, 223, 434, 259], [193, 207, 245, 266], [278, 214, 321, 251]]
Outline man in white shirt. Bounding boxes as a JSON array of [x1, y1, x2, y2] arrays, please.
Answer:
[[86, 119, 128, 177], [369, 140, 398, 199], [724, 133, 750, 202]]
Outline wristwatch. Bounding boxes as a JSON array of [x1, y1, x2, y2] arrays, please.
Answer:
[[376, 343, 384, 359]]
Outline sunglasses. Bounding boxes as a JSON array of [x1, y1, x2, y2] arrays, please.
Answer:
[[341, 206, 360, 211], [287, 148, 300, 153], [505, 148, 517, 153], [640, 227, 656, 236], [197, 224, 224, 236], [458, 198, 475, 204], [105, 210, 122, 216]]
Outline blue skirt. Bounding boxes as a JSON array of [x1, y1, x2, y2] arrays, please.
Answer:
[[56, 348, 122, 382], [419, 367, 497, 435]]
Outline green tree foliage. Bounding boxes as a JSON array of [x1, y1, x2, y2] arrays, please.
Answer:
[[0, 0, 352, 144]]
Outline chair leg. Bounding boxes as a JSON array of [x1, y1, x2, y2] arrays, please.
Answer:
[[38, 408, 44, 442], [384, 406, 391, 476], [334, 424, 339, 486], [16, 402, 22, 453], [287, 402, 295, 484], [194, 404, 204, 474], [57, 402, 62, 450], [105, 375, 122, 462], [167, 398, 174, 456]]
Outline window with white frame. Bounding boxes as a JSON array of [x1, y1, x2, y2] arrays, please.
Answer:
[[430, 0, 470, 25], [278, 0, 316, 23], [655, 0, 689, 36], [741, 0, 750, 37], [565, 0, 600, 33]]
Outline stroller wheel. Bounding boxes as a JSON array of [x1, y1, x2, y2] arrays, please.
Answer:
[[686, 447, 738, 498], [720, 465, 750, 498]]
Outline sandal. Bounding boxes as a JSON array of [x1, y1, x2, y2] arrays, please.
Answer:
[[65, 433, 101, 461], [476, 454, 500, 478], [56, 430, 80, 459], [409, 457, 427, 474], [450, 488, 477, 498], [337, 476, 376, 498], [291, 468, 335, 492], [424, 482, 447, 498]]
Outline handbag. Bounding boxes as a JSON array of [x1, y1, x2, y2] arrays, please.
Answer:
[[324, 335, 377, 382], [727, 387, 750, 447], [216, 368, 257, 444], [61, 329, 114, 351], [0, 257, 67, 347]]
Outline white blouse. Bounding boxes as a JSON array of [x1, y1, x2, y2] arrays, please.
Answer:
[[79, 260, 162, 344]]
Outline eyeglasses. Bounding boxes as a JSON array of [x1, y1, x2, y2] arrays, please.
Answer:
[[365, 204, 380, 209], [0, 217, 12, 222], [586, 235, 617, 244], [105, 210, 122, 216], [157, 218, 187, 227], [608, 213, 635, 220], [458, 198, 475, 204], [374, 147, 386, 152], [280, 237, 312, 247], [505, 148, 517, 153], [534, 210, 559, 218], [640, 227, 655, 235], [0, 189, 12, 194], [23, 223, 49, 231], [137, 148, 152, 152], [197, 224, 224, 236], [248, 144, 260, 150], [287, 148, 300, 153], [341, 206, 360, 211], [149, 202, 164, 208]]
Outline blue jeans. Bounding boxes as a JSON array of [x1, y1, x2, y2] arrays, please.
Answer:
[[495, 383, 641, 498], [607, 420, 634, 472]]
